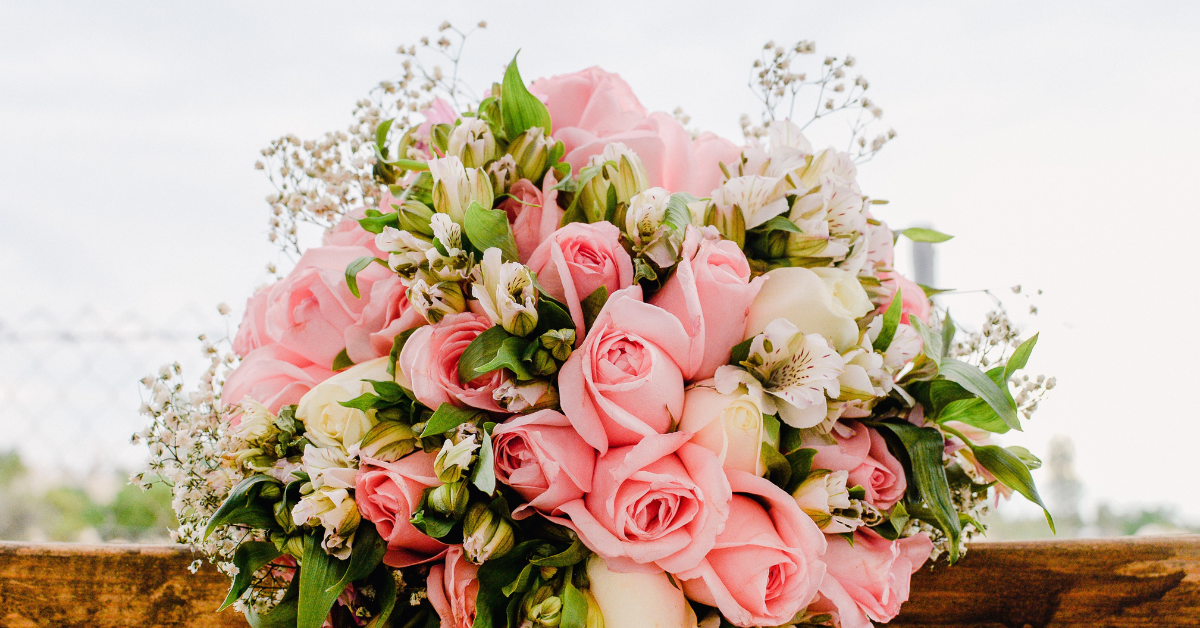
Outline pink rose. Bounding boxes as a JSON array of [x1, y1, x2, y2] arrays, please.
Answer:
[[526, 221, 634, 342], [323, 208, 384, 255], [816, 530, 933, 624], [530, 68, 741, 197], [499, 173, 564, 264], [343, 273, 425, 364], [678, 470, 827, 628], [650, 226, 765, 380], [263, 245, 389, 369], [222, 344, 332, 413], [232, 288, 271, 358], [492, 409, 596, 519], [427, 545, 479, 628], [398, 312, 507, 413], [355, 452, 448, 568], [810, 421, 907, 510], [558, 286, 690, 453], [880, 272, 931, 325], [554, 431, 731, 574]]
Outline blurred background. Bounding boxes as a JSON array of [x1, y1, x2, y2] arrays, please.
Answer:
[[1, 0, 1197, 543]]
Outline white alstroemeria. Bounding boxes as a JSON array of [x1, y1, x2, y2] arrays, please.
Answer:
[[377, 226, 434, 280], [446, 118, 499, 168], [230, 397, 273, 442], [793, 469, 854, 531], [492, 379, 558, 413], [715, 318, 844, 428], [739, 119, 813, 180], [472, 248, 539, 336], [839, 338, 890, 401], [408, 278, 466, 323], [624, 187, 672, 246], [301, 444, 357, 490], [592, 142, 649, 204], [429, 155, 495, 223], [434, 435, 479, 483], [487, 154, 518, 196], [795, 148, 860, 194], [507, 127, 554, 181], [291, 486, 360, 559], [711, 174, 790, 230], [427, 214, 474, 281], [785, 184, 865, 262]]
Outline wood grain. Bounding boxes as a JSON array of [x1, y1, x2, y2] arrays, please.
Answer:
[[0, 537, 1197, 627]]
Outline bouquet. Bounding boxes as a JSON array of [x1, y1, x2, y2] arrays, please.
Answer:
[[137, 24, 1055, 628]]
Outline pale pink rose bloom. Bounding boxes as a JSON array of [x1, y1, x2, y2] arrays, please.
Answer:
[[810, 421, 907, 510], [530, 67, 741, 197], [816, 530, 933, 624], [343, 273, 425, 364], [262, 244, 390, 369], [355, 452, 448, 568], [498, 172, 564, 264], [232, 288, 271, 358], [879, 272, 931, 325], [427, 545, 480, 628], [526, 221, 633, 342], [398, 312, 508, 413], [491, 409, 596, 519], [553, 431, 732, 575], [678, 470, 827, 628], [558, 286, 690, 453], [323, 208, 385, 256], [650, 227, 765, 380], [222, 344, 332, 413]]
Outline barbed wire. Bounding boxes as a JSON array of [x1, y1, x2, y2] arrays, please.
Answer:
[[0, 305, 225, 472]]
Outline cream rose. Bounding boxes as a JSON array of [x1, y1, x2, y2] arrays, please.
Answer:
[[744, 267, 871, 352], [586, 555, 699, 628], [678, 384, 778, 476], [296, 357, 397, 452]]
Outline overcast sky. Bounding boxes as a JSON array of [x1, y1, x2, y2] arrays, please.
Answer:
[[2, 1, 1198, 521]]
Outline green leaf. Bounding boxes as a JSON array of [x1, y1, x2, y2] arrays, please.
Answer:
[[477, 336, 535, 381], [940, 310, 956, 353], [908, 317, 943, 365], [872, 285, 904, 352], [474, 541, 545, 628], [783, 447, 818, 494], [758, 215, 804, 234], [364, 564, 398, 628], [421, 403, 481, 438], [332, 348, 355, 372], [869, 421, 962, 562], [918, 283, 953, 298], [972, 444, 1054, 532], [761, 442, 792, 491], [939, 359, 1020, 432], [500, 53, 553, 139], [204, 475, 282, 539], [580, 285, 608, 333], [458, 325, 512, 383], [388, 327, 419, 377], [464, 202, 520, 263], [1006, 445, 1042, 470], [937, 397, 1011, 434], [664, 193, 699, 231], [409, 506, 457, 539], [728, 338, 754, 366], [472, 424, 497, 496], [345, 256, 384, 299], [532, 294, 575, 337], [561, 580, 589, 628], [529, 536, 589, 567], [375, 118, 394, 157], [366, 379, 408, 403], [219, 541, 282, 611], [899, 227, 953, 243], [298, 533, 350, 628], [325, 522, 386, 594], [246, 572, 299, 628], [1003, 333, 1039, 381], [358, 209, 400, 234]]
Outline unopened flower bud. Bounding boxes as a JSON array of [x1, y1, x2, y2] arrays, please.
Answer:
[[530, 349, 559, 377], [523, 586, 563, 627], [427, 479, 470, 519], [259, 483, 282, 501], [396, 199, 435, 237], [704, 200, 747, 249], [493, 379, 558, 413], [446, 118, 500, 169], [506, 127, 553, 182], [430, 155, 494, 223], [597, 143, 648, 205], [359, 421, 419, 462], [271, 531, 307, 559], [463, 502, 514, 564], [624, 188, 672, 247], [487, 154, 518, 196], [273, 498, 297, 533], [539, 329, 575, 361], [434, 435, 479, 483]]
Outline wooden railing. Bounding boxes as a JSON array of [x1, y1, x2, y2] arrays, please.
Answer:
[[1, 537, 1197, 627]]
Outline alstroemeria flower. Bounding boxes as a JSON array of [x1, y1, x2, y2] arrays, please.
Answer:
[[711, 174, 790, 230], [715, 318, 843, 428], [429, 155, 494, 223], [471, 248, 539, 336], [427, 214, 474, 282]]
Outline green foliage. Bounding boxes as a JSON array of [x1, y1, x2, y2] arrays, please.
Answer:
[[868, 421, 962, 562], [421, 403, 484, 438], [872, 285, 903, 352], [220, 541, 282, 611], [580, 285, 608, 333], [465, 202, 520, 263], [500, 54, 553, 139], [897, 227, 953, 243], [204, 475, 283, 539], [472, 423, 497, 496]]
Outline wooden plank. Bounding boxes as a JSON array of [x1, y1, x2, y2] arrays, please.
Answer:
[[0, 542, 246, 628], [0, 537, 1197, 627], [895, 535, 1200, 627]]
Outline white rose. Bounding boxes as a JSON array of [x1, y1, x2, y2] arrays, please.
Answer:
[[586, 555, 698, 628], [230, 397, 273, 442], [744, 267, 868, 352], [678, 385, 778, 476], [297, 357, 396, 452]]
